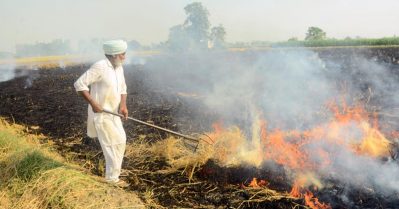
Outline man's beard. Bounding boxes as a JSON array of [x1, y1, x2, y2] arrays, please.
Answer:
[[114, 57, 123, 67]]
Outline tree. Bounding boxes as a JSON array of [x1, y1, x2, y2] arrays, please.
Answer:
[[167, 25, 189, 52], [305, 27, 326, 41], [167, 2, 211, 51], [210, 25, 226, 49], [167, 2, 227, 52], [183, 2, 210, 49]]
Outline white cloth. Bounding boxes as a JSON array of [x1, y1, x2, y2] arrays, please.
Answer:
[[74, 59, 127, 139], [103, 40, 128, 55], [74, 58, 128, 182], [95, 114, 126, 182]]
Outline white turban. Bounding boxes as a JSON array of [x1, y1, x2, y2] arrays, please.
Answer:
[[103, 40, 128, 55]]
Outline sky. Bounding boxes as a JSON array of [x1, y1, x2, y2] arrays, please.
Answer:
[[1, 0, 398, 52]]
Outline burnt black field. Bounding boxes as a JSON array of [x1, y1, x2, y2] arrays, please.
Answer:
[[1, 47, 399, 208]]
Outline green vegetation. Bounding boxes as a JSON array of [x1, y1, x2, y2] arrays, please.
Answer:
[[272, 26, 399, 47], [305, 26, 327, 41], [273, 37, 399, 48], [229, 25, 399, 48], [15, 150, 63, 181], [0, 118, 143, 209]]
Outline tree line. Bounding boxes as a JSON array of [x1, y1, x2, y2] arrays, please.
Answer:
[[7, 2, 399, 58], [274, 27, 399, 47]]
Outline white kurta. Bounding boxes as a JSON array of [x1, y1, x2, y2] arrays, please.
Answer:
[[74, 59, 127, 182], [74, 59, 127, 140]]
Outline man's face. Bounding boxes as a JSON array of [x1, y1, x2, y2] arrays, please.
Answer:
[[113, 52, 126, 66]]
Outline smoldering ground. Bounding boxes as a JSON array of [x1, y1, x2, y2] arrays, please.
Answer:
[[0, 50, 105, 87], [134, 48, 399, 201], [0, 63, 17, 82]]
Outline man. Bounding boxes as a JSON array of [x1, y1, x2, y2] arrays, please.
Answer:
[[74, 40, 129, 186]]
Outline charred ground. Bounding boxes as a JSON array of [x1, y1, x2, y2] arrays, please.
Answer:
[[1, 47, 399, 208]]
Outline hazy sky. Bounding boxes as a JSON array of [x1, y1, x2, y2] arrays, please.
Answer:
[[1, 0, 398, 52]]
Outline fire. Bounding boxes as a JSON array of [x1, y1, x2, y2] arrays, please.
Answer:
[[210, 126, 247, 165], [206, 100, 392, 207], [290, 177, 330, 209], [248, 177, 268, 188], [264, 130, 312, 170], [289, 179, 304, 198], [208, 102, 391, 169], [304, 191, 331, 209], [209, 117, 264, 166], [327, 102, 391, 157], [354, 121, 391, 157]]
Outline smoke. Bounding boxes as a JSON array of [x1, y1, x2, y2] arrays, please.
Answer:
[[143, 50, 339, 130], [0, 61, 36, 84], [0, 63, 16, 82], [231, 50, 337, 130], [330, 148, 399, 194], [23, 66, 40, 89], [139, 48, 399, 198]]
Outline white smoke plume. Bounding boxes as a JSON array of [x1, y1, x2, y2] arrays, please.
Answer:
[[139, 48, 399, 199], [0, 62, 16, 82]]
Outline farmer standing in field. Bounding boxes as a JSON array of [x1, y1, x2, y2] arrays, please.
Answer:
[[74, 40, 129, 187]]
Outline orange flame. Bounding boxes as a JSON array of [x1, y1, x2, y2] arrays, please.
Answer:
[[264, 130, 312, 170], [207, 121, 224, 140], [290, 179, 304, 198], [290, 178, 330, 209], [328, 102, 391, 157], [304, 191, 331, 209], [207, 100, 392, 207], [248, 178, 268, 188]]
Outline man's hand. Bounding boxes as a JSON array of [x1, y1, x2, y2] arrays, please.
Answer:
[[119, 106, 128, 120], [77, 91, 103, 113], [91, 103, 103, 113], [120, 94, 128, 120]]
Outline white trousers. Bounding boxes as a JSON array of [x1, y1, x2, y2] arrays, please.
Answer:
[[94, 114, 126, 182]]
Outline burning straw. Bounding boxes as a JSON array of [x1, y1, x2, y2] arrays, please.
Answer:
[[124, 134, 305, 208], [123, 98, 396, 208]]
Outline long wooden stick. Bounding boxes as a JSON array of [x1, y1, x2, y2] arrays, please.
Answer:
[[103, 109, 200, 143]]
